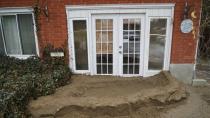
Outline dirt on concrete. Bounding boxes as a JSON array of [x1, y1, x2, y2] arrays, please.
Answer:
[[28, 71, 188, 118], [162, 86, 210, 118]]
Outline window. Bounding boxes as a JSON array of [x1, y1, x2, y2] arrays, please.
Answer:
[[148, 18, 167, 70], [0, 14, 37, 56], [73, 20, 89, 70], [122, 19, 141, 74]]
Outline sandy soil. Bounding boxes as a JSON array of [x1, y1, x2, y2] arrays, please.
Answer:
[[54, 86, 210, 118], [28, 72, 210, 118]]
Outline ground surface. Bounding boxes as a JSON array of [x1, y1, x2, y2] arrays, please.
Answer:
[[28, 72, 210, 118], [196, 64, 210, 83], [162, 86, 210, 118]]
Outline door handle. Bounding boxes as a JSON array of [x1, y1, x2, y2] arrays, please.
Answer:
[[119, 51, 122, 54], [119, 46, 122, 49]]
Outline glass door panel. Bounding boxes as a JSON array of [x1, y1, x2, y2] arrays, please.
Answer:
[[73, 20, 89, 70], [148, 19, 167, 70], [122, 18, 141, 74], [96, 19, 113, 74]]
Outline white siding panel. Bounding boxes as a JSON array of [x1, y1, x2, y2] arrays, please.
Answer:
[[147, 9, 172, 17]]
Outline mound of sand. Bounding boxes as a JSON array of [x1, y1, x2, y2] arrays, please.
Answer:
[[28, 71, 187, 118]]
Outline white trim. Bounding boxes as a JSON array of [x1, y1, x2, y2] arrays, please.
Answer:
[[167, 7, 174, 69], [164, 17, 172, 70], [32, 13, 40, 57], [66, 4, 175, 10], [194, 0, 203, 72], [0, 17, 7, 55], [15, 15, 23, 54], [0, 7, 33, 14]]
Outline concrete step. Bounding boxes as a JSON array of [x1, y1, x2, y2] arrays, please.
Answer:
[[192, 79, 209, 87]]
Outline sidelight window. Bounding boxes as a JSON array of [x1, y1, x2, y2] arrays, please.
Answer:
[[148, 18, 167, 70], [73, 20, 89, 70]]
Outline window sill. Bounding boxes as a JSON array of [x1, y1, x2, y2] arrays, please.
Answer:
[[8, 54, 37, 59]]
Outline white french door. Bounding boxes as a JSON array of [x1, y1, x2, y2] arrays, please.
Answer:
[[92, 15, 117, 75], [92, 14, 145, 76], [118, 15, 145, 76], [67, 4, 174, 77]]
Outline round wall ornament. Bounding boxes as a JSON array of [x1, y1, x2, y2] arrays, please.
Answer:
[[181, 19, 193, 33]]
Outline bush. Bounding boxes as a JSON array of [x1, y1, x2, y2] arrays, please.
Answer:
[[0, 47, 71, 117]]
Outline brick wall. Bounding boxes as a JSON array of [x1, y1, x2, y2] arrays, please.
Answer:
[[0, 0, 202, 64]]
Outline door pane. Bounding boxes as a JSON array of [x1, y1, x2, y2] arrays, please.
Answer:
[[0, 24, 5, 55], [97, 64, 102, 74], [134, 65, 139, 74], [96, 19, 113, 74], [148, 19, 167, 70], [73, 20, 88, 70], [18, 14, 36, 55], [123, 18, 141, 74], [2, 15, 21, 54]]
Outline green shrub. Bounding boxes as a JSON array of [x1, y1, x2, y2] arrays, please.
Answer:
[[0, 46, 71, 117]]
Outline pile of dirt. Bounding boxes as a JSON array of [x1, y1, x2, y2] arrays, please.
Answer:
[[29, 71, 187, 118]]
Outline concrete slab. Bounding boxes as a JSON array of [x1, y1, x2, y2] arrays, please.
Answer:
[[170, 64, 194, 84], [192, 79, 208, 87]]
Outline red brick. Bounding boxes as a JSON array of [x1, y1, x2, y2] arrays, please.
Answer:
[[0, 0, 202, 64]]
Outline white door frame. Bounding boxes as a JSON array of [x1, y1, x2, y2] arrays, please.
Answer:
[[66, 4, 174, 77], [91, 14, 119, 75], [91, 14, 145, 76], [68, 18, 91, 74]]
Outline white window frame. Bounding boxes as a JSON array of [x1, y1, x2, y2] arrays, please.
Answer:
[[143, 16, 173, 76], [0, 7, 39, 59], [66, 4, 174, 77]]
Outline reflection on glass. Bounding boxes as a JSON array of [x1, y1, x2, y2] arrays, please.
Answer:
[[123, 18, 141, 74], [73, 20, 88, 70], [102, 31, 107, 42], [18, 14, 36, 54], [108, 31, 113, 42], [96, 19, 113, 74], [2, 15, 21, 54], [0, 25, 5, 55], [96, 20, 101, 30], [148, 19, 167, 70], [150, 19, 167, 35], [96, 31, 101, 43]]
